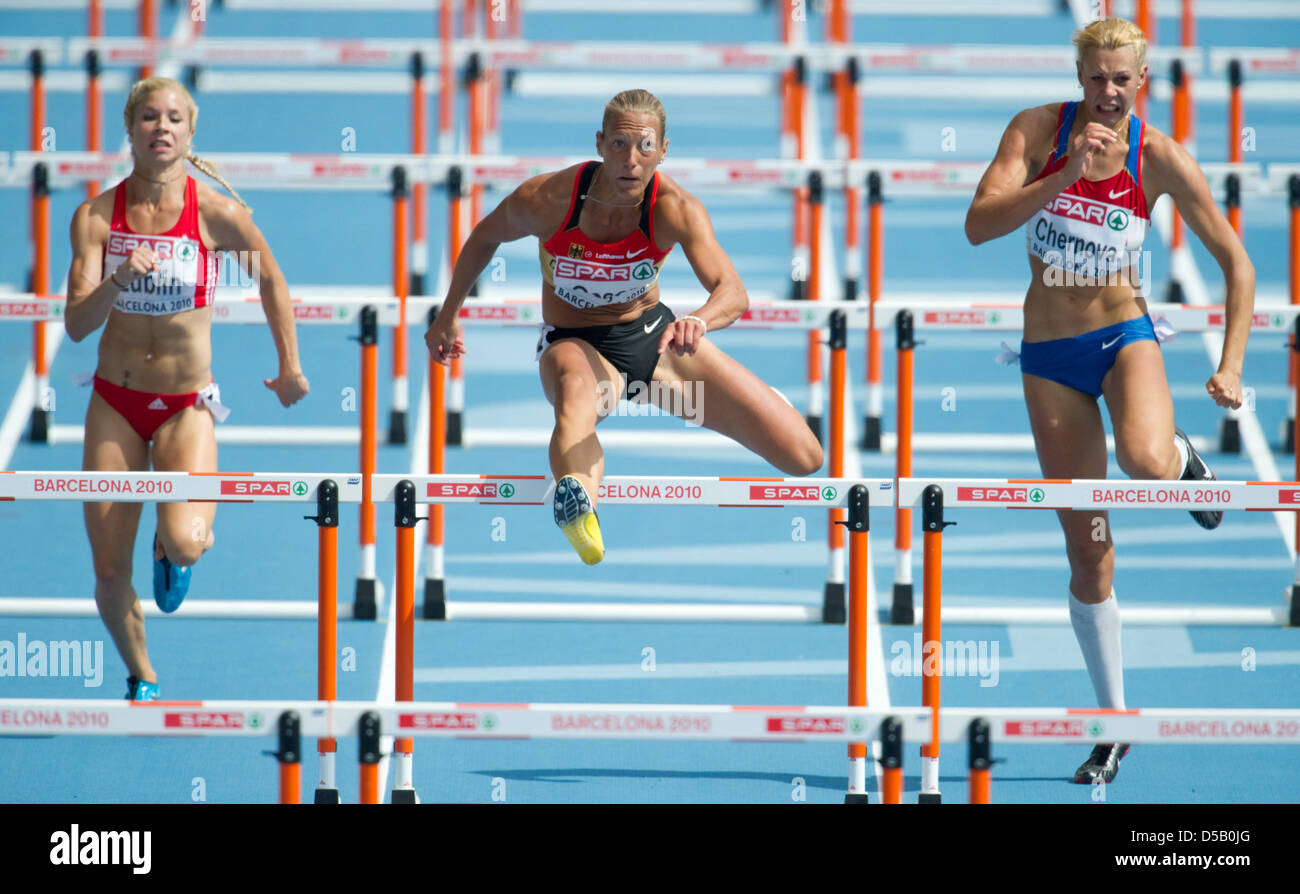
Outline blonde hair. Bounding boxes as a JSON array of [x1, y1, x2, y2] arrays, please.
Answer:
[[1072, 17, 1148, 69], [123, 76, 251, 212], [602, 89, 667, 142]]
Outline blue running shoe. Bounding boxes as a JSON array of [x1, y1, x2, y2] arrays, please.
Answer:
[[153, 535, 191, 613], [126, 676, 159, 701]]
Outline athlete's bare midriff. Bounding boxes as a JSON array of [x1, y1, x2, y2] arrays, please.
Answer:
[[95, 307, 214, 392]]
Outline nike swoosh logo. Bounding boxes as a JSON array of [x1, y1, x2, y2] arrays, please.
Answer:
[[643, 316, 663, 335], [1102, 336, 1122, 350], [626, 247, 647, 258], [1108, 188, 1131, 200]]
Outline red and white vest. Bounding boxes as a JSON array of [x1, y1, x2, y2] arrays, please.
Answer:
[[104, 176, 217, 315]]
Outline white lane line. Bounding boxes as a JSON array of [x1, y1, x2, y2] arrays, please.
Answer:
[[415, 659, 847, 684]]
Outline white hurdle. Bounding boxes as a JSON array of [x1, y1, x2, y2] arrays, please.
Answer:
[[894, 476, 1300, 804]]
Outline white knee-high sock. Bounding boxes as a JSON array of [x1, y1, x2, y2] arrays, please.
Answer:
[[1068, 589, 1126, 710]]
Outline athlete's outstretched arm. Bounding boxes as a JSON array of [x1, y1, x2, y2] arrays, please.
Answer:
[[653, 184, 747, 356], [1145, 132, 1255, 409], [204, 191, 309, 407], [425, 173, 553, 364]]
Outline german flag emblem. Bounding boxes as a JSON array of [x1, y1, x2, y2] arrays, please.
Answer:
[[568, 243, 585, 259]]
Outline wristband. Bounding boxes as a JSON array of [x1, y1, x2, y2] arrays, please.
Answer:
[[110, 269, 129, 290], [680, 314, 708, 332]]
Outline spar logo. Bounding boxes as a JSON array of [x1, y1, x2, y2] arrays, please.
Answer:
[[1004, 719, 1085, 737], [176, 240, 198, 262], [631, 261, 654, 280], [766, 715, 864, 735], [460, 306, 520, 321], [554, 258, 631, 281], [924, 310, 987, 325], [107, 233, 175, 259], [292, 305, 337, 321], [220, 479, 296, 496], [1278, 489, 1300, 505], [1029, 488, 1045, 503], [744, 308, 801, 324], [164, 711, 251, 730], [1045, 194, 1106, 225], [399, 712, 478, 731], [427, 482, 499, 499], [749, 485, 825, 501], [1106, 209, 1130, 231], [956, 486, 1028, 503]]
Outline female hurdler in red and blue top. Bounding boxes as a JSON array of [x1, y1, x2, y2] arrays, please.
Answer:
[[966, 18, 1254, 787]]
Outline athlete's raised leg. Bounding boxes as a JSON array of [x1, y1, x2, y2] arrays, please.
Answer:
[[151, 402, 218, 567], [653, 340, 823, 476]]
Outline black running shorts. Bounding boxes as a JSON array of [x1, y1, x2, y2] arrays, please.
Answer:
[[536, 304, 676, 399]]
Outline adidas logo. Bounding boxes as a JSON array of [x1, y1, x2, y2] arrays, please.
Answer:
[[147, 398, 169, 411]]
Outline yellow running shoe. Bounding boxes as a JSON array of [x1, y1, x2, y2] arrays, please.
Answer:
[[554, 475, 604, 565]]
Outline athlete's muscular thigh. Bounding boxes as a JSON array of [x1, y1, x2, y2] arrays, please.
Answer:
[[151, 405, 217, 564], [83, 390, 148, 580]]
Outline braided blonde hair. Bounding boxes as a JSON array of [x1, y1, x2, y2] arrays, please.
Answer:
[[123, 76, 252, 212]]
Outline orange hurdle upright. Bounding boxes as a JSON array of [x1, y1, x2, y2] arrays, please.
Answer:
[[862, 171, 884, 449], [391, 166, 411, 445], [29, 49, 50, 444], [312, 481, 340, 804], [919, 484, 949, 804], [891, 311, 915, 625], [968, 718, 992, 805], [353, 308, 380, 619], [392, 481, 419, 803], [276, 712, 301, 805], [806, 171, 824, 442], [843, 481, 871, 803], [826, 310, 848, 625]]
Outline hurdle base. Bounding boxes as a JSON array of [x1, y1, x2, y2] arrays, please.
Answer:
[[422, 577, 447, 620], [313, 787, 341, 805], [354, 577, 378, 621], [844, 793, 870, 805], [1219, 417, 1241, 454], [411, 272, 426, 298], [822, 581, 846, 625], [889, 583, 915, 626], [1282, 418, 1294, 455], [28, 408, 49, 444], [447, 411, 463, 447], [388, 410, 408, 446], [805, 413, 822, 447], [1290, 585, 1300, 627], [918, 793, 942, 805], [861, 416, 881, 451], [391, 788, 420, 805], [1166, 279, 1185, 305]]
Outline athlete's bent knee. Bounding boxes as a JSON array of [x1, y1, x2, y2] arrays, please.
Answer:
[[91, 558, 133, 590], [1117, 441, 1176, 481], [782, 434, 824, 477]]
